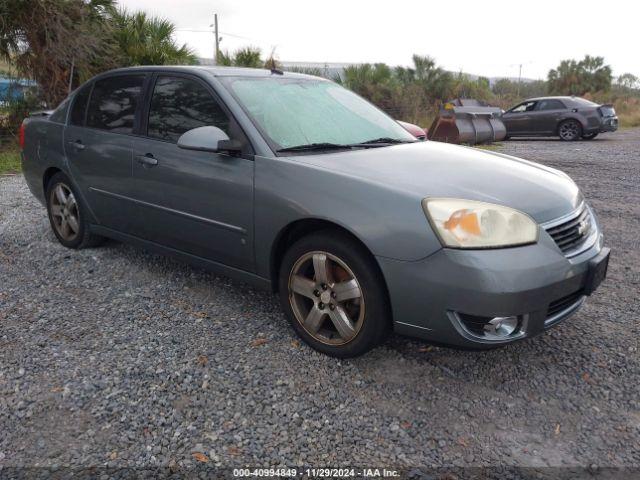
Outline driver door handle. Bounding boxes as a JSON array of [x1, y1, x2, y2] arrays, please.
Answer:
[[136, 153, 158, 167], [67, 140, 85, 151]]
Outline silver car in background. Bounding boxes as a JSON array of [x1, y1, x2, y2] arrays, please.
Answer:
[[21, 67, 610, 357]]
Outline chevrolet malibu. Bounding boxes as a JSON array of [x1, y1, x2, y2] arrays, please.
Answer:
[[20, 66, 610, 357]]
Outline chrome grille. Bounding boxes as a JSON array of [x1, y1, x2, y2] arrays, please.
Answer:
[[544, 205, 592, 255]]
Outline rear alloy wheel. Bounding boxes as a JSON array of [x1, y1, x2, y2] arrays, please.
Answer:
[[46, 172, 103, 249], [279, 231, 389, 357], [582, 132, 598, 140], [558, 120, 582, 141]]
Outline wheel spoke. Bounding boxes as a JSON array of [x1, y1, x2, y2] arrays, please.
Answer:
[[59, 218, 70, 238], [333, 279, 361, 302], [67, 214, 79, 233], [54, 185, 67, 205], [328, 306, 356, 340], [50, 204, 63, 217], [312, 253, 331, 285], [291, 274, 316, 299], [66, 194, 77, 211], [304, 306, 325, 333]]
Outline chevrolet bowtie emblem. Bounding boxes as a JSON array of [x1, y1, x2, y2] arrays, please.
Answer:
[[578, 219, 590, 236]]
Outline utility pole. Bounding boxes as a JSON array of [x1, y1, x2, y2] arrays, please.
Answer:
[[68, 58, 75, 94], [517, 63, 522, 97], [214, 13, 219, 65]]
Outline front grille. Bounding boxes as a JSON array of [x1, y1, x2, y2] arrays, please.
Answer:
[[545, 206, 591, 254], [547, 290, 583, 319]]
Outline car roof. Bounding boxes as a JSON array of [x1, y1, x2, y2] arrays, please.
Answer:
[[92, 65, 323, 80], [524, 96, 586, 103]]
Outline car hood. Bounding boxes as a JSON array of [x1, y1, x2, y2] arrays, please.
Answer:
[[294, 141, 582, 223]]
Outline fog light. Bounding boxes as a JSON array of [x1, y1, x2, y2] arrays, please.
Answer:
[[483, 316, 518, 338], [453, 312, 524, 342]]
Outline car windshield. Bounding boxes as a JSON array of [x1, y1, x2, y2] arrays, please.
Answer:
[[220, 76, 415, 152]]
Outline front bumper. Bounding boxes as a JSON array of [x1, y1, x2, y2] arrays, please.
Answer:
[[378, 223, 607, 348]]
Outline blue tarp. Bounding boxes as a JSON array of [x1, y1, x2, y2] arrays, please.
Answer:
[[0, 76, 37, 102]]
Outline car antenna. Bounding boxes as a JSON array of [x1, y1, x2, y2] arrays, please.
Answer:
[[270, 67, 284, 75]]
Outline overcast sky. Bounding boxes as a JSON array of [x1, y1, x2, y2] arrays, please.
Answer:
[[120, 0, 638, 80]]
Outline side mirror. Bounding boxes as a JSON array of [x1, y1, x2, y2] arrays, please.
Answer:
[[177, 126, 242, 154]]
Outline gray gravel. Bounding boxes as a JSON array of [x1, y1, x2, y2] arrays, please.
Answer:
[[0, 129, 639, 473]]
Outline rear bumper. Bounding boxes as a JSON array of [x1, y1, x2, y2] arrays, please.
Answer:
[[585, 116, 618, 134], [599, 116, 618, 132], [378, 225, 607, 348], [21, 151, 46, 206]]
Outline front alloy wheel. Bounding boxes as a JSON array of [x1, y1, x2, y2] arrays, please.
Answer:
[[279, 231, 390, 357], [289, 251, 365, 345]]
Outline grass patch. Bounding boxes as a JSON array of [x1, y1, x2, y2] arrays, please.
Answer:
[[472, 142, 503, 151], [0, 144, 21, 175], [618, 111, 640, 128]]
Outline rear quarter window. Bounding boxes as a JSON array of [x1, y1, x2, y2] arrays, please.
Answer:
[[70, 84, 92, 126], [49, 97, 71, 123]]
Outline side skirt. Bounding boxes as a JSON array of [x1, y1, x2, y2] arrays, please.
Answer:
[[90, 224, 272, 291]]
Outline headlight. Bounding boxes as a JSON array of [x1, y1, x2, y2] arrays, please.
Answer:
[[422, 198, 538, 248]]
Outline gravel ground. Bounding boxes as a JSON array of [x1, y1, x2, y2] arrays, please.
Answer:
[[1, 128, 639, 475]]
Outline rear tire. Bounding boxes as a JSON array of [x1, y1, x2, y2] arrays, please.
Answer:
[[278, 230, 390, 358], [46, 172, 104, 249], [582, 132, 598, 140], [558, 119, 582, 141]]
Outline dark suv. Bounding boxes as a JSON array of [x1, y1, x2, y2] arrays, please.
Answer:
[[502, 96, 618, 141]]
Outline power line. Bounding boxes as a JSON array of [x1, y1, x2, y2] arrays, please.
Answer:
[[176, 28, 259, 41]]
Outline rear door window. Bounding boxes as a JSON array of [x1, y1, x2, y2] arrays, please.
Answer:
[[147, 75, 230, 143], [536, 99, 565, 111], [86, 75, 145, 134]]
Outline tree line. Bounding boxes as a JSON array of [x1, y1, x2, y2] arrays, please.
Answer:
[[1, 1, 638, 128], [0, 0, 197, 106], [214, 46, 639, 126]]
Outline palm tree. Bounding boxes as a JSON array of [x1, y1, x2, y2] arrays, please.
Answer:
[[111, 9, 197, 66], [0, 0, 116, 105], [232, 47, 262, 68]]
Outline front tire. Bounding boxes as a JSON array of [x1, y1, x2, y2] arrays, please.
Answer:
[[46, 172, 103, 249], [278, 230, 390, 358], [558, 120, 582, 141]]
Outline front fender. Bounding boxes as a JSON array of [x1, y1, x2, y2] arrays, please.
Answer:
[[253, 155, 442, 278]]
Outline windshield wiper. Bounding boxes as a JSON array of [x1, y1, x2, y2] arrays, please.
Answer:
[[354, 137, 416, 146], [276, 137, 415, 153], [276, 142, 354, 153]]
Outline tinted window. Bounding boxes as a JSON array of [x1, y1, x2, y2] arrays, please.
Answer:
[[572, 98, 599, 107], [86, 75, 144, 133], [50, 97, 71, 124], [537, 99, 565, 111], [511, 101, 536, 113], [70, 84, 92, 126], [147, 76, 230, 143]]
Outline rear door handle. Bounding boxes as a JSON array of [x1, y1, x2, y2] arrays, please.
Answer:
[[67, 140, 85, 151], [136, 154, 158, 167]]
